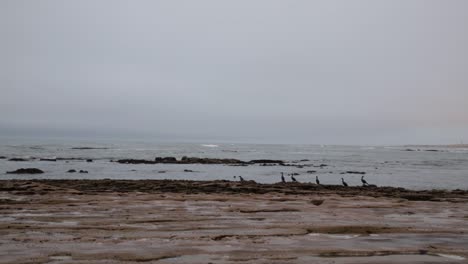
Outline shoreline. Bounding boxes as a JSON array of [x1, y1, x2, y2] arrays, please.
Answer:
[[1, 179, 467, 202]]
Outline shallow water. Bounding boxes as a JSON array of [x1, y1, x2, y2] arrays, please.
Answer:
[[0, 140, 467, 190]]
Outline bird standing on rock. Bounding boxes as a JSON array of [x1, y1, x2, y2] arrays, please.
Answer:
[[361, 175, 369, 186], [316, 176, 320, 185], [291, 175, 298, 182], [281, 172, 285, 183], [341, 178, 348, 187], [238, 176, 245, 182]]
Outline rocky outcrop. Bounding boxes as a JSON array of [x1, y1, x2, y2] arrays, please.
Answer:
[[8, 158, 29, 162], [114, 157, 291, 166], [7, 168, 44, 174], [116, 157, 248, 165], [40, 158, 57, 162], [341, 171, 366, 175], [71, 147, 109, 150], [249, 159, 284, 164], [155, 157, 177, 163], [116, 159, 155, 164]]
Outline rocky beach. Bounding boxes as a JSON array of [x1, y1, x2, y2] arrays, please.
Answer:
[[1, 179, 467, 263]]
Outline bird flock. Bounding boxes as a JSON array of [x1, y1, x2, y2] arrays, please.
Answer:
[[236, 172, 374, 187]]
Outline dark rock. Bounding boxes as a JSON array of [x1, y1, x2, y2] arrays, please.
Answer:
[[79, 170, 88, 174], [71, 147, 109, 150], [86, 159, 93, 162], [117, 159, 155, 164], [300, 159, 310, 162], [184, 169, 194, 172], [418, 249, 428, 255], [158, 171, 167, 173], [404, 148, 415, 151], [313, 164, 328, 168], [155, 157, 177, 163], [40, 158, 56, 162], [8, 158, 28, 162], [249, 159, 284, 164], [345, 171, 366, 175], [310, 200, 324, 206], [7, 168, 44, 174], [67, 169, 76, 173], [0, 156, 6, 159], [425, 149, 440, 152], [56, 158, 89, 161]]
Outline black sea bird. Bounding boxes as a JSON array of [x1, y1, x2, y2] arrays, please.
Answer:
[[316, 176, 320, 185], [361, 175, 369, 186], [239, 176, 245, 182], [281, 172, 286, 183], [341, 178, 348, 187], [291, 175, 298, 182]]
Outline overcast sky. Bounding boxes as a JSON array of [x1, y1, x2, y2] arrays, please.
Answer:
[[1, 1, 467, 145]]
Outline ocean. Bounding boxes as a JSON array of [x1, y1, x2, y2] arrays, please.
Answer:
[[1, 139, 467, 190]]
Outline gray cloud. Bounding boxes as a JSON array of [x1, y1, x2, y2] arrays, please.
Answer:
[[1, 0, 467, 144]]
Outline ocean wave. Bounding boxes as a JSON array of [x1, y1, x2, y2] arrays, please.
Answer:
[[201, 144, 219, 148]]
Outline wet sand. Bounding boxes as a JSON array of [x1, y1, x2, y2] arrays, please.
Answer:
[[1, 180, 467, 263]]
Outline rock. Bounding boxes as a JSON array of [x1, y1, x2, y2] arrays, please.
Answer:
[[67, 169, 76, 173], [79, 170, 88, 174], [158, 171, 167, 173], [86, 159, 93, 162], [71, 147, 108, 150], [310, 200, 324, 206], [8, 158, 28, 162], [40, 158, 56, 162], [345, 171, 366, 175], [404, 148, 415, 151], [249, 159, 284, 164], [155, 157, 177, 163], [184, 169, 194, 172], [425, 149, 440, 152], [116, 159, 155, 164], [0, 156, 6, 159], [7, 168, 44, 174]]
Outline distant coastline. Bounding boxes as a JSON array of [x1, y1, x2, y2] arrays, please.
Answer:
[[403, 144, 468, 148]]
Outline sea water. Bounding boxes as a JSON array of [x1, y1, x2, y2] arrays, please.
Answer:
[[0, 139, 467, 190]]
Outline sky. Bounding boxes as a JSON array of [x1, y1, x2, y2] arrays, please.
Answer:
[[1, 0, 467, 145]]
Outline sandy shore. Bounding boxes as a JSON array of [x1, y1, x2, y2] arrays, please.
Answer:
[[1, 180, 467, 263]]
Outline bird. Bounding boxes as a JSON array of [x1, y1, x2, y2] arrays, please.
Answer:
[[361, 175, 369, 186], [316, 176, 320, 185], [341, 178, 348, 187], [238, 176, 245, 182], [281, 172, 286, 183], [291, 174, 298, 182]]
